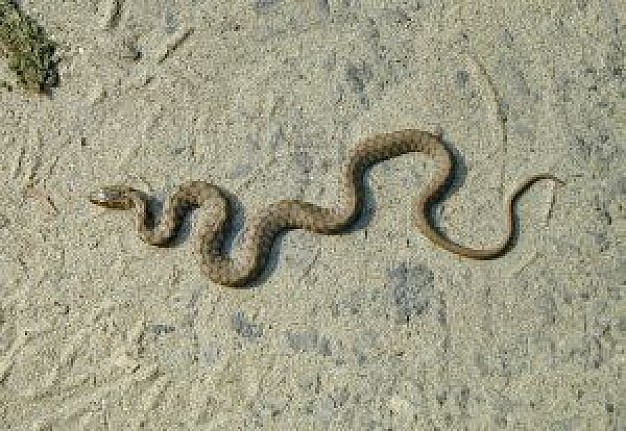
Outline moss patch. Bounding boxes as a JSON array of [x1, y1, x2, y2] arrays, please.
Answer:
[[0, 0, 58, 92]]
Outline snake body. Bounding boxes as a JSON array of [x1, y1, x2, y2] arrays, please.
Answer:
[[89, 129, 561, 287]]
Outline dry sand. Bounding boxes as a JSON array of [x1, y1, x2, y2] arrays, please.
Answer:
[[0, 0, 624, 429]]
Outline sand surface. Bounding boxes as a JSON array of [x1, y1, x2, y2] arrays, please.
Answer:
[[1, 0, 624, 429]]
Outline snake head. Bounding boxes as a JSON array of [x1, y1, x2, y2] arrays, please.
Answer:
[[89, 186, 136, 209]]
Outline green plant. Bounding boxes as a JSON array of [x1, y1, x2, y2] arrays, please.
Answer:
[[0, 0, 58, 92]]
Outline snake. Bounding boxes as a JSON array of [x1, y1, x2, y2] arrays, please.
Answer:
[[89, 129, 563, 287]]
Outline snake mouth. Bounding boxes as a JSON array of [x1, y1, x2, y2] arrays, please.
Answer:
[[89, 187, 134, 209]]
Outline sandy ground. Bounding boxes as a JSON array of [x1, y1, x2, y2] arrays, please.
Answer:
[[0, 0, 624, 429]]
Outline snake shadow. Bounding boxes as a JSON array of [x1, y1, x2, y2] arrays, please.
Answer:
[[165, 135, 524, 288]]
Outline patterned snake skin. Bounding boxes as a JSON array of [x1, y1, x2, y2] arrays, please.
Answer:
[[89, 129, 562, 287]]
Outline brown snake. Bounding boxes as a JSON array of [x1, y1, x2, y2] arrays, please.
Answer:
[[89, 129, 563, 287]]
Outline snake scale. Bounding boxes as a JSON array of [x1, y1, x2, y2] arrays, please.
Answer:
[[89, 129, 562, 287]]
